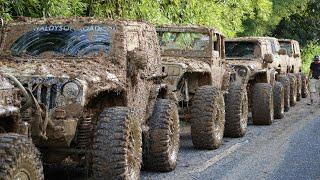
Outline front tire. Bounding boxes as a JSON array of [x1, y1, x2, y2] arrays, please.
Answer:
[[278, 75, 290, 112], [224, 83, 248, 138], [92, 107, 142, 180], [273, 82, 285, 119], [301, 73, 308, 98], [191, 86, 225, 150], [295, 73, 302, 101], [252, 83, 274, 125], [143, 99, 180, 172], [288, 74, 297, 106], [0, 133, 44, 180]]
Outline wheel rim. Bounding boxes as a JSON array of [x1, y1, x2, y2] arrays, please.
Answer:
[[14, 169, 31, 180]]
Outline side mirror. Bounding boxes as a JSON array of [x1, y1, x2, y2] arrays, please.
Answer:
[[264, 53, 274, 63], [293, 53, 300, 58], [127, 48, 148, 70], [278, 48, 287, 55]]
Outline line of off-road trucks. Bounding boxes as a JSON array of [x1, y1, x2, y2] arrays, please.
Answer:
[[0, 17, 307, 180]]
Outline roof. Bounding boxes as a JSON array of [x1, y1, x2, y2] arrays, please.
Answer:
[[226, 36, 278, 43]]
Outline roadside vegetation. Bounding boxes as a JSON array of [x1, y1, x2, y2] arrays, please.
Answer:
[[0, 0, 319, 72]]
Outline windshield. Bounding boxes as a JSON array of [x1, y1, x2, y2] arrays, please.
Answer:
[[157, 31, 210, 57], [279, 42, 293, 56], [4, 24, 115, 58], [226, 41, 259, 58]]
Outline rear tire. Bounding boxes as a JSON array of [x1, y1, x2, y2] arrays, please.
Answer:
[[224, 83, 248, 138], [191, 86, 225, 150], [92, 107, 142, 180], [301, 73, 308, 98], [278, 75, 290, 112], [273, 82, 285, 119], [252, 83, 274, 125], [295, 73, 302, 101], [143, 99, 180, 172], [288, 74, 297, 106], [0, 133, 44, 180]]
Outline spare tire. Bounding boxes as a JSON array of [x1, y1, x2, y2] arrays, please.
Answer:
[[224, 83, 248, 138], [191, 86, 225, 150]]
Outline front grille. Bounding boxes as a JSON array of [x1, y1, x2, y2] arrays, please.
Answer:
[[29, 83, 58, 110]]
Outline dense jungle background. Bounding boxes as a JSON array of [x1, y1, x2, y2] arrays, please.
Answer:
[[0, 0, 319, 72]]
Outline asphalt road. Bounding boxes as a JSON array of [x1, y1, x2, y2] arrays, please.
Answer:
[[45, 98, 320, 180], [142, 98, 320, 180]]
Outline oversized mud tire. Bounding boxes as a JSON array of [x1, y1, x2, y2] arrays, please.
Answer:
[[0, 133, 44, 180], [288, 74, 297, 106], [301, 73, 308, 98], [224, 83, 248, 138], [92, 107, 142, 180], [273, 82, 285, 119], [252, 83, 274, 125], [143, 99, 180, 172], [295, 73, 302, 101], [278, 75, 290, 112], [191, 86, 225, 150]]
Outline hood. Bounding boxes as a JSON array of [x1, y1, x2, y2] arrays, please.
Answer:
[[0, 57, 126, 96], [161, 56, 211, 73], [226, 58, 264, 71]]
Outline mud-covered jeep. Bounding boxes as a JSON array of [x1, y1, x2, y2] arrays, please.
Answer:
[[157, 25, 248, 145], [0, 17, 180, 179], [279, 39, 308, 98], [225, 37, 289, 125]]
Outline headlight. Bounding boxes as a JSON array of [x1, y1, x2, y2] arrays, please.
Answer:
[[62, 82, 80, 98], [237, 68, 247, 77]]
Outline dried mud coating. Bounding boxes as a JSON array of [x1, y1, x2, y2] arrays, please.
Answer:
[[191, 86, 225, 150], [224, 83, 248, 138], [0, 133, 44, 180], [278, 75, 291, 112], [91, 107, 142, 180], [252, 83, 274, 125], [143, 99, 180, 172], [295, 73, 302, 101], [301, 73, 308, 98], [288, 74, 297, 106], [273, 82, 285, 119]]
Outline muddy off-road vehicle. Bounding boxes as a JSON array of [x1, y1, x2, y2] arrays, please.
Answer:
[[157, 25, 248, 142], [225, 37, 290, 125], [279, 39, 308, 98], [0, 17, 180, 179], [263, 37, 300, 107]]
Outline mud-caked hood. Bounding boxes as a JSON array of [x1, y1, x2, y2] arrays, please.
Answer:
[[161, 56, 211, 73], [226, 58, 264, 71], [0, 57, 126, 95]]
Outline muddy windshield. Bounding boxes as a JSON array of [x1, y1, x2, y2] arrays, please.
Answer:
[[226, 41, 259, 59], [157, 31, 210, 57], [279, 42, 293, 56], [3, 24, 116, 58]]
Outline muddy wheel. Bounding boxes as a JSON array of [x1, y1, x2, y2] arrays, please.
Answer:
[[191, 86, 225, 150], [278, 75, 290, 112], [288, 74, 297, 106], [143, 99, 179, 172], [0, 133, 44, 180], [301, 73, 308, 98], [295, 73, 302, 101], [252, 83, 274, 125], [273, 82, 285, 119], [92, 107, 142, 180], [224, 83, 248, 138]]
